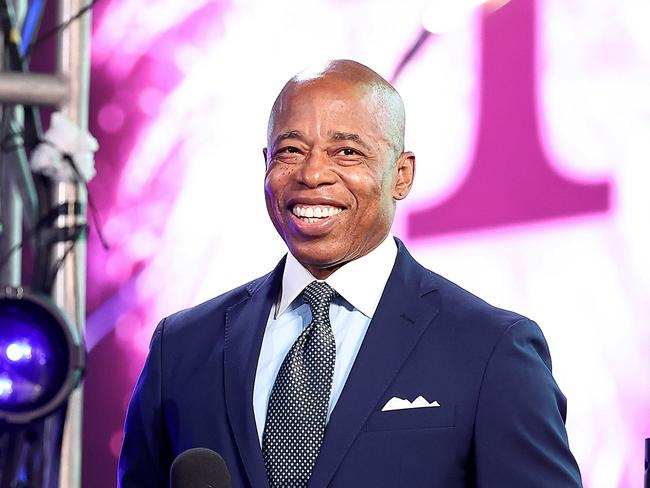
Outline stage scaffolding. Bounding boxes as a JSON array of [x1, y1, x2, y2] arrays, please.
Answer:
[[0, 1, 92, 487]]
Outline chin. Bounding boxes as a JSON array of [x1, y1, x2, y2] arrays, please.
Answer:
[[288, 240, 347, 269]]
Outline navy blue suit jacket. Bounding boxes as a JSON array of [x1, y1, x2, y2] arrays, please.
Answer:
[[119, 241, 582, 487]]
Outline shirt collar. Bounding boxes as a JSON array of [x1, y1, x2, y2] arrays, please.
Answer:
[[277, 235, 398, 319]]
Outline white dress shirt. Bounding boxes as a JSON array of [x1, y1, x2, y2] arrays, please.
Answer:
[[252, 235, 398, 445]]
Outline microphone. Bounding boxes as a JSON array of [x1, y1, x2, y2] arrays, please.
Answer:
[[170, 448, 232, 488]]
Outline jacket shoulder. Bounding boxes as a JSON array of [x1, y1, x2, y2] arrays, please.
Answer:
[[398, 240, 530, 336], [434, 270, 526, 323], [161, 269, 275, 336], [421, 265, 547, 369]]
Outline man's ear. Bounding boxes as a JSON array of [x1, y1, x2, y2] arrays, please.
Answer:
[[392, 151, 415, 200], [263, 147, 268, 166]]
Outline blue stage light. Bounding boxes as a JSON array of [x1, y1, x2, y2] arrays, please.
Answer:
[[0, 287, 84, 424], [6, 341, 34, 361]]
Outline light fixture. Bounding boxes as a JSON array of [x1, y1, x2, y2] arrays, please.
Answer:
[[0, 286, 85, 424]]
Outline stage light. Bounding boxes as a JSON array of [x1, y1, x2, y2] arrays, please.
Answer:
[[0, 287, 85, 424]]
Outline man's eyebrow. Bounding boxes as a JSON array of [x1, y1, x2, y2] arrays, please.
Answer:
[[330, 131, 371, 151], [272, 130, 304, 147]]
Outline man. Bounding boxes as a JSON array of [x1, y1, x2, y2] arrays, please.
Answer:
[[119, 60, 582, 487]]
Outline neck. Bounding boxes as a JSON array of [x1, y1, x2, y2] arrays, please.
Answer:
[[305, 263, 342, 280], [299, 234, 391, 280]]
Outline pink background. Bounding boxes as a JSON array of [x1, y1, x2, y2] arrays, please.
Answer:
[[75, 0, 650, 486]]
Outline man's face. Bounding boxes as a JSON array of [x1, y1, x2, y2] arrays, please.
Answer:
[[264, 78, 413, 277]]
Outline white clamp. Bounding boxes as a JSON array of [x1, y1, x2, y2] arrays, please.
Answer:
[[30, 111, 99, 183]]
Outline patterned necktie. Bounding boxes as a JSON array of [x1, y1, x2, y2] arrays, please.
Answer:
[[262, 280, 338, 488]]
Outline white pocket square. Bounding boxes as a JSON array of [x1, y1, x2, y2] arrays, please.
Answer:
[[381, 395, 441, 412]]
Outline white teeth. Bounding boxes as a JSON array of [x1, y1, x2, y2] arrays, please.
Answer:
[[292, 205, 343, 219]]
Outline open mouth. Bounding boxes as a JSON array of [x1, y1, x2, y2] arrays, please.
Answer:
[[291, 204, 344, 223]]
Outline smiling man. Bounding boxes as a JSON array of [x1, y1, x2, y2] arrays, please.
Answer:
[[119, 60, 582, 487], [263, 64, 413, 279]]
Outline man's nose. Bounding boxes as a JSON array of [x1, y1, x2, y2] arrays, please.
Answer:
[[297, 151, 337, 188]]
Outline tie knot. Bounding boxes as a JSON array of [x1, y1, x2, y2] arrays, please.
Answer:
[[302, 281, 337, 314]]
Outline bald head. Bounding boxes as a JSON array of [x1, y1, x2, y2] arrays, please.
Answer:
[[267, 60, 406, 157]]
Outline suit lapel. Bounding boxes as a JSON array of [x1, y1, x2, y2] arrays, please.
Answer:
[[308, 243, 440, 488], [223, 260, 284, 488]]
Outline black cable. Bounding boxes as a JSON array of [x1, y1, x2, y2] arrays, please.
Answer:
[[0, 0, 105, 270], [37, 153, 99, 293], [44, 227, 84, 294], [61, 152, 110, 250], [0, 208, 58, 273], [1, 0, 46, 147], [0, 241, 23, 271], [0, 129, 24, 152], [39, 152, 110, 290], [0, 127, 44, 273], [22, 0, 101, 60], [0, 139, 110, 275]]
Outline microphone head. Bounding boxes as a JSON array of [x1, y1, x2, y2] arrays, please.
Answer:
[[170, 448, 232, 488]]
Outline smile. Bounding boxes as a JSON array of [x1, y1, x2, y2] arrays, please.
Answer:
[[291, 205, 343, 222]]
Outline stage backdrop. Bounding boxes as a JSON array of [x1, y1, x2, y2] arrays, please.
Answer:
[[77, 0, 650, 486]]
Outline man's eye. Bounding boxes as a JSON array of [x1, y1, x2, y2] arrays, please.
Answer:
[[338, 148, 359, 156], [272, 146, 302, 161]]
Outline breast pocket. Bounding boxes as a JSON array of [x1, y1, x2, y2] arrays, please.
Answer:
[[364, 404, 456, 432]]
